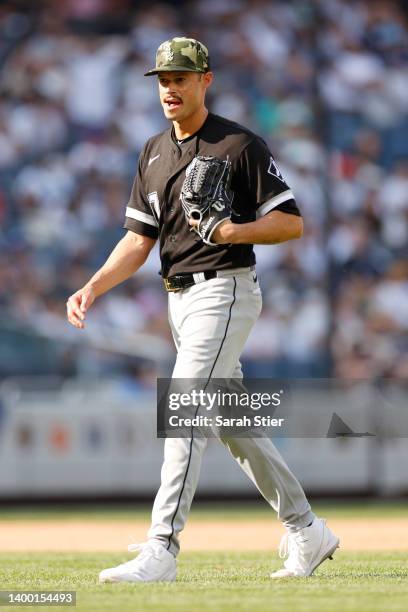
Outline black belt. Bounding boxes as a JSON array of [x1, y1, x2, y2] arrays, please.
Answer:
[[163, 271, 217, 292]]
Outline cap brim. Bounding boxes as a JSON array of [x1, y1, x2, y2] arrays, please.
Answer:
[[144, 65, 206, 76]]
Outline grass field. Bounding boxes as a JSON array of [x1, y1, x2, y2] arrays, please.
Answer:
[[0, 502, 407, 611], [0, 499, 406, 520], [1, 551, 407, 611]]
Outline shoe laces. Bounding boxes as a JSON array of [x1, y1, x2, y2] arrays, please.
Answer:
[[127, 541, 164, 562], [278, 530, 311, 571]]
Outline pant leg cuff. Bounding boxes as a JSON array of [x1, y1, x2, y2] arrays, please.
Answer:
[[284, 510, 316, 533], [148, 536, 179, 557]]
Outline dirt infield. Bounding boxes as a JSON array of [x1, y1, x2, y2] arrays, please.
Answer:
[[0, 517, 406, 552]]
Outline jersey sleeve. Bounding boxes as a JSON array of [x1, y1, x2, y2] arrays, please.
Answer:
[[239, 137, 301, 218], [123, 151, 159, 239]]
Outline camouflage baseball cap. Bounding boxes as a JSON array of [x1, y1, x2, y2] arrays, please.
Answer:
[[144, 37, 210, 76]]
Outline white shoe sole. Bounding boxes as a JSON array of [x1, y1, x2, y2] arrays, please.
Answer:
[[99, 567, 177, 584], [309, 535, 340, 575]]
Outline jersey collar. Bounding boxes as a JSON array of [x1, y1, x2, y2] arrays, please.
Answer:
[[169, 112, 213, 153]]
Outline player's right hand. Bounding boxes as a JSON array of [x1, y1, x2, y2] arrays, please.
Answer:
[[66, 286, 96, 330]]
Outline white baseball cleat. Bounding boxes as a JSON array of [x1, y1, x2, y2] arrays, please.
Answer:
[[99, 542, 177, 583], [270, 517, 339, 578]]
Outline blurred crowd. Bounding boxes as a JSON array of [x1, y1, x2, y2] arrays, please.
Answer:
[[0, 0, 407, 380]]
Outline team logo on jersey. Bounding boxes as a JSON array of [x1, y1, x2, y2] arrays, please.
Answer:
[[268, 156, 285, 181], [147, 191, 160, 220]]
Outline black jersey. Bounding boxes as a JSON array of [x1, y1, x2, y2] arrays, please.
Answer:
[[124, 113, 301, 278]]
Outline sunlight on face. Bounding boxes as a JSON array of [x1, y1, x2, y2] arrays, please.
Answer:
[[158, 71, 212, 122]]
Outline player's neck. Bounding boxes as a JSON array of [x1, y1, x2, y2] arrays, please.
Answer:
[[173, 107, 208, 140]]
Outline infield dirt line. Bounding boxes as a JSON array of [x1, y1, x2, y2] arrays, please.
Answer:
[[0, 518, 406, 552]]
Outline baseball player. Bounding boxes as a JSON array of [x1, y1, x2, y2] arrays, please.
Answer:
[[66, 37, 339, 582]]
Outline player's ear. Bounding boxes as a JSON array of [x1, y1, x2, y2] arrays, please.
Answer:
[[203, 71, 213, 89]]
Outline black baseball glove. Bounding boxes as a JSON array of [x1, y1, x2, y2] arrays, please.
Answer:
[[180, 155, 233, 246]]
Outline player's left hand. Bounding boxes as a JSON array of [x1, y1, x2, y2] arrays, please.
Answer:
[[181, 156, 233, 246]]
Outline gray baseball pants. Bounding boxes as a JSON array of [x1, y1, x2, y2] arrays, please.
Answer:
[[148, 267, 315, 555]]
